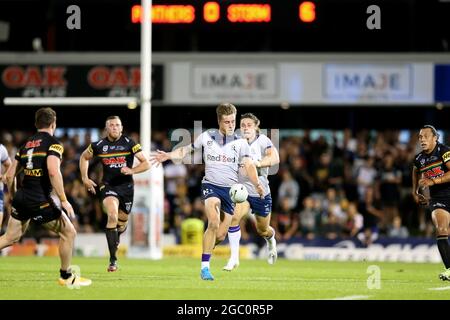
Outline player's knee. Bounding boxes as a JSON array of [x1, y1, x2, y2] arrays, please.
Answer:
[[4, 232, 21, 245], [61, 224, 77, 241]]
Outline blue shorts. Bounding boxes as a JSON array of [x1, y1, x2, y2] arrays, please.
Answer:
[[201, 183, 234, 215], [248, 194, 272, 217], [0, 189, 3, 213]]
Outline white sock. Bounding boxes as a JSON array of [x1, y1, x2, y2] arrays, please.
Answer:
[[228, 225, 241, 262], [265, 227, 275, 248]]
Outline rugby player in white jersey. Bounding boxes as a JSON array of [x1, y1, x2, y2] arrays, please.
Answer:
[[151, 103, 264, 280], [223, 113, 279, 271]]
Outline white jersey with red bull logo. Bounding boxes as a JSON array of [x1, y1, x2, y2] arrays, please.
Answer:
[[192, 129, 250, 187]]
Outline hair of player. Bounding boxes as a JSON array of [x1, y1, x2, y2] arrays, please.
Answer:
[[35, 107, 56, 129], [105, 115, 122, 126], [422, 125, 440, 139], [241, 112, 261, 133], [216, 103, 237, 122]]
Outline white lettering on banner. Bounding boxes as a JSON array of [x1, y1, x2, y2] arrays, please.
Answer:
[[324, 64, 412, 100], [191, 65, 277, 100], [247, 243, 441, 263]]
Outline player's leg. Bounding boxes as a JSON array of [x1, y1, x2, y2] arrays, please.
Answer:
[[103, 196, 120, 271], [42, 212, 91, 286], [201, 197, 221, 280], [0, 215, 29, 250], [117, 210, 129, 240], [432, 209, 450, 280], [255, 213, 277, 264], [223, 201, 250, 271], [0, 193, 4, 233], [0, 211, 3, 234]]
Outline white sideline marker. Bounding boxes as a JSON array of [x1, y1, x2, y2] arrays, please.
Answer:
[[428, 286, 450, 291]]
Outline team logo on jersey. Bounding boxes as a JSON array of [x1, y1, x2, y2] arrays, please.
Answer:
[[202, 188, 213, 196], [443, 151, 450, 162], [207, 140, 213, 146], [103, 145, 109, 152], [420, 159, 425, 165]]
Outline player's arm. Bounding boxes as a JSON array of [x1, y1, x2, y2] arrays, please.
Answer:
[[242, 157, 264, 198], [122, 151, 151, 175], [0, 156, 12, 181], [3, 159, 22, 198], [412, 166, 428, 205], [150, 145, 193, 166], [79, 146, 97, 194], [47, 155, 75, 219], [255, 146, 280, 168]]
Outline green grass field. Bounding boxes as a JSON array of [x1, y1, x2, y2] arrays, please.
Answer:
[[0, 256, 449, 300]]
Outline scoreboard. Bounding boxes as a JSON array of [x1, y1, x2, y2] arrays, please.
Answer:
[[131, 1, 317, 25]]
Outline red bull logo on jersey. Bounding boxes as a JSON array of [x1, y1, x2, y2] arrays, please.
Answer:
[[206, 154, 237, 163]]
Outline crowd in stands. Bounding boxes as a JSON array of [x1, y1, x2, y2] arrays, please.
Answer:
[[0, 128, 436, 245]]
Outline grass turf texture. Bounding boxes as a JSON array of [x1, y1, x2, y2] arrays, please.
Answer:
[[0, 257, 449, 300]]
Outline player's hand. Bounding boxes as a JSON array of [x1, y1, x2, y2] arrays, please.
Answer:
[[255, 183, 264, 199], [61, 200, 76, 220], [82, 178, 97, 195], [418, 178, 434, 188], [121, 166, 133, 175], [150, 150, 169, 167], [413, 192, 429, 206]]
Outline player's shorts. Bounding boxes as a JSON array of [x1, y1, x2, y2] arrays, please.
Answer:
[[429, 198, 450, 213], [100, 183, 134, 214], [248, 194, 272, 217], [201, 183, 234, 215], [11, 189, 62, 224], [0, 189, 4, 213]]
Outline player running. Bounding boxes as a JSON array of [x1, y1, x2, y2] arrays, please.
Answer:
[[224, 113, 279, 271], [0, 107, 91, 286], [412, 125, 450, 281], [80, 116, 151, 272], [151, 103, 264, 281]]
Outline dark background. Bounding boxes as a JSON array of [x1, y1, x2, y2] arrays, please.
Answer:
[[0, 0, 449, 131]]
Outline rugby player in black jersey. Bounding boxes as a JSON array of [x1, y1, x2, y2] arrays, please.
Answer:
[[80, 116, 150, 272], [0, 107, 91, 286], [413, 125, 450, 281]]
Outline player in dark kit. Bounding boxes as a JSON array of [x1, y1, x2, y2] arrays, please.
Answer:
[[412, 125, 450, 281], [80, 116, 150, 272], [0, 107, 91, 286]]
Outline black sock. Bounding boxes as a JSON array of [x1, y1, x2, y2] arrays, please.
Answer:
[[437, 236, 450, 269], [105, 227, 119, 263], [60, 269, 72, 280]]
